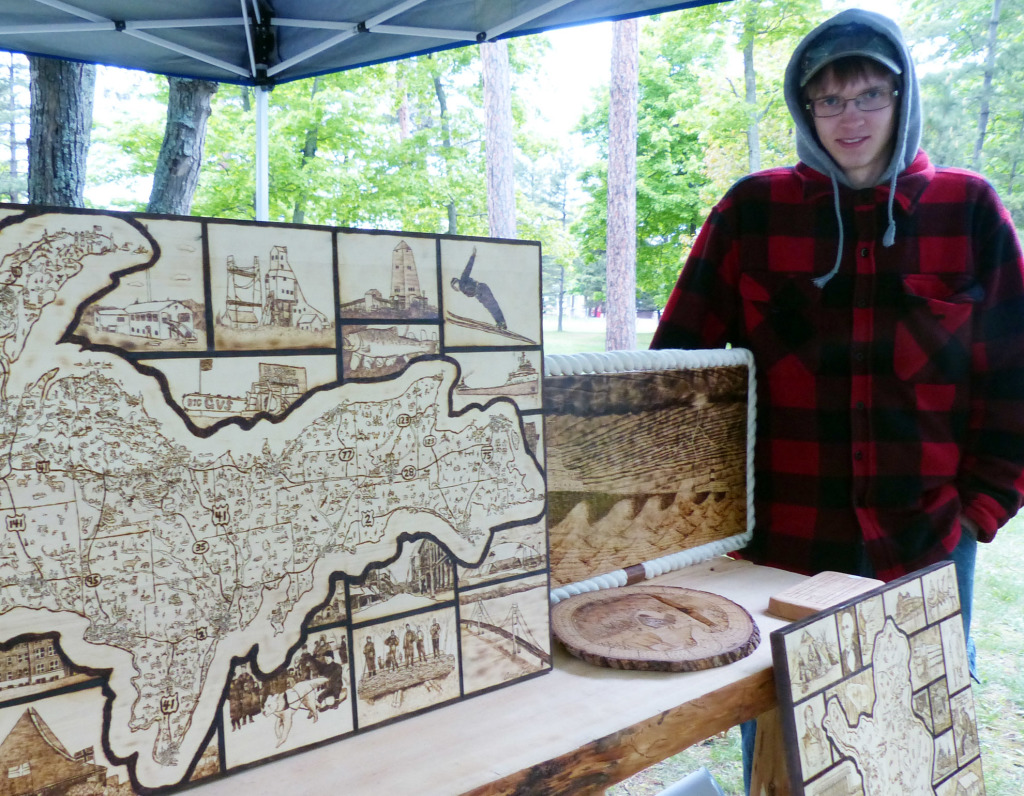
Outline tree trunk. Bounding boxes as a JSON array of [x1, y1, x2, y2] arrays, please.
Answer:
[[432, 70, 457, 235], [605, 18, 639, 352], [293, 78, 322, 224], [743, 18, 761, 173], [972, 0, 1002, 171], [148, 77, 217, 216], [482, 40, 517, 238], [28, 57, 95, 207], [557, 264, 565, 333]]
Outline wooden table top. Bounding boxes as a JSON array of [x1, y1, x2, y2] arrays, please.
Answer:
[[195, 558, 806, 796]]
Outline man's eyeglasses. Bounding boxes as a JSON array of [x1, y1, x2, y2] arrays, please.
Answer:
[[806, 87, 898, 118]]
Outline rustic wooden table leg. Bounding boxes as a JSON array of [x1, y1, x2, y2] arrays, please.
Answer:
[[749, 707, 790, 796]]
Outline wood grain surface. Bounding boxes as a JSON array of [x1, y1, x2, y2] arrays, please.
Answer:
[[545, 366, 749, 586], [551, 584, 759, 671]]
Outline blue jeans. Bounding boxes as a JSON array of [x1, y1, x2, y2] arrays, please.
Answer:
[[740, 531, 978, 794]]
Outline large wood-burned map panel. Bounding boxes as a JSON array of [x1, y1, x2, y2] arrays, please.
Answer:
[[545, 353, 750, 588], [772, 562, 984, 795], [0, 206, 548, 793]]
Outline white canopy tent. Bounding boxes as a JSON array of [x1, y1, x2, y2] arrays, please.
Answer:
[[0, 0, 725, 218]]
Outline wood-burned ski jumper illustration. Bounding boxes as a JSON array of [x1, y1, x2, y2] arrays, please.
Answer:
[[446, 247, 537, 345], [451, 247, 506, 329], [0, 210, 545, 789]]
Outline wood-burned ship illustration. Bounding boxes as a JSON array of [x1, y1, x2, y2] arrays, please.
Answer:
[[340, 240, 438, 319], [456, 352, 539, 397], [221, 245, 330, 331], [182, 362, 308, 424]]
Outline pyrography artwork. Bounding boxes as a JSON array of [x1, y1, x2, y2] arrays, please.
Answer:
[[0, 205, 547, 793], [550, 584, 759, 672], [771, 562, 985, 795], [544, 349, 754, 590]]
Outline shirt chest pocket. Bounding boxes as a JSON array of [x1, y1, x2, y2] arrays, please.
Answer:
[[739, 272, 822, 372], [893, 274, 982, 382]]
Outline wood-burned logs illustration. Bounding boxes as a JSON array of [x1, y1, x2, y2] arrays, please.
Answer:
[[545, 366, 748, 586]]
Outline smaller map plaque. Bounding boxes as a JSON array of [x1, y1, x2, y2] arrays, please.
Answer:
[[551, 585, 760, 672], [771, 561, 985, 795]]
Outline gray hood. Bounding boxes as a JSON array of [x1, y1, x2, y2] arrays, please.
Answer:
[[784, 9, 922, 189], [783, 9, 922, 287]]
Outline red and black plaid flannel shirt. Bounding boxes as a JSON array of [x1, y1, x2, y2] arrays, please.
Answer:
[[652, 151, 1024, 581]]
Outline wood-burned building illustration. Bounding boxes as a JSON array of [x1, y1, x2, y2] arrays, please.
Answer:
[[221, 245, 329, 331], [340, 241, 437, 319], [0, 639, 73, 692], [391, 240, 423, 309], [0, 708, 116, 794], [94, 300, 196, 342], [183, 362, 308, 424], [351, 539, 453, 614]]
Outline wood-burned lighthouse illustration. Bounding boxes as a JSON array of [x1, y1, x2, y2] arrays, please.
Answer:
[[219, 244, 332, 347], [339, 240, 439, 320]]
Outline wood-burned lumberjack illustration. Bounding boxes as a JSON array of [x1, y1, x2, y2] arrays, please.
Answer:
[[404, 624, 416, 668], [431, 619, 441, 657], [385, 630, 400, 671], [364, 637, 377, 677], [450, 247, 506, 330]]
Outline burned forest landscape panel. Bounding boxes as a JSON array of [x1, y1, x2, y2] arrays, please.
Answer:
[[544, 358, 751, 587], [0, 205, 547, 793]]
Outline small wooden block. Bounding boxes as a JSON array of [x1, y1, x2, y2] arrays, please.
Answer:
[[767, 571, 883, 621], [551, 585, 760, 672]]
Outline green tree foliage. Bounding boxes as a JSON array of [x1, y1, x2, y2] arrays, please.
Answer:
[[695, 0, 824, 201], [572, 2, 827, 310], [907, 0, 1024, 224], [0, 53, 28, 203], [89, 38, 559, 241], [574, 16, 718, 308]]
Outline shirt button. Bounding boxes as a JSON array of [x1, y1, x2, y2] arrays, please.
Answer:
[[860, 247, 869, 257], [854, 450, 864, 461], [854, 351, 865, 362], [856, 401, 865, 409]]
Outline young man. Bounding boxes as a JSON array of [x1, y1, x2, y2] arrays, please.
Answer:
[[650, 10, 1024, 789]]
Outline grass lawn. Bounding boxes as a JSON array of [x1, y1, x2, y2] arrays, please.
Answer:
[[543, 329, 654, 355], [607, 517, 1024, 794], [543, 323, 1024, 794]]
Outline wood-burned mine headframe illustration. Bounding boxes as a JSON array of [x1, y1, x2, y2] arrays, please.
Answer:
[[0, 206, 547, 793]]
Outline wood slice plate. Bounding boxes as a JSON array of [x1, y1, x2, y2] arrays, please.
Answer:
[[551, 585, 760, 672]]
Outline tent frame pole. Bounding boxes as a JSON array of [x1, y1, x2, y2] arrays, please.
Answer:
[[256, 85, 269, 221]]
